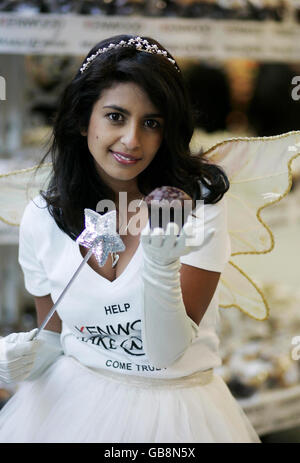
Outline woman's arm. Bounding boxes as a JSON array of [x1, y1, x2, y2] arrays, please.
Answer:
[[141, 221, 217, 368], [141, 197, 230, 368], [180, 264, 221, 325], [34, 295, 62, 333]]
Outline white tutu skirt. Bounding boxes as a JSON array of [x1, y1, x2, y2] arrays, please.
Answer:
[[0, 355, 260, 443]]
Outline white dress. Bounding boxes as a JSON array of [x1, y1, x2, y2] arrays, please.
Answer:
[[0, 194, 260, 443]]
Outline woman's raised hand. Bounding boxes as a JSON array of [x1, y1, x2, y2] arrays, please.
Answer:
[[140, 220, 215, 266]]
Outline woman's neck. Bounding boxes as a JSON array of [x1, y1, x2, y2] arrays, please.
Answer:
[[114, 189, 144, 211]]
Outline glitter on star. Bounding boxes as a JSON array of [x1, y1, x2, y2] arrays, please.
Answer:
[[76, 209, 125, 267]]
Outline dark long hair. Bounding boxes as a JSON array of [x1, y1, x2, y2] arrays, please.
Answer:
[[37, 34, 230, 240]]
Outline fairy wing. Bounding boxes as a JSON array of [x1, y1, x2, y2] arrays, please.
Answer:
[[202, 131, 300, 320], [1, 131, 299, 320], [0, 163, 52, 226]]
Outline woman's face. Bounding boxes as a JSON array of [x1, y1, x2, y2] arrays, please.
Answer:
[[83, 82, 164, 193]]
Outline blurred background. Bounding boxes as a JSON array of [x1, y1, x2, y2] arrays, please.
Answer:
[[0, 0, 300, 443]]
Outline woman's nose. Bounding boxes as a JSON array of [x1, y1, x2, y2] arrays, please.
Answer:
[[120, 123, 141, 150]]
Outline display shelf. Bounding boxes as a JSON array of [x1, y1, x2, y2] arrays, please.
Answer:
[[0, 13, 300, 62], [239, 384, 300, 435]]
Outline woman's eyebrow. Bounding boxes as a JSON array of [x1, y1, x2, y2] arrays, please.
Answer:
[[103, 104, 163, 118]]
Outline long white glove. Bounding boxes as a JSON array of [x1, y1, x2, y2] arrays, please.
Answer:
[[0, 328, 63, 384], [141, 220, 215, 369]]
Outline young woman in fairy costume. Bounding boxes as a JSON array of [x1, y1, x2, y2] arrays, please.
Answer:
[[0, 35, 260, 442]]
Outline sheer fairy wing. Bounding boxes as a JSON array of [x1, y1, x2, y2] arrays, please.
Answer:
[[1, 131, 299, 320], [0, 163, 52, 226], [202, 130, 300, 320]]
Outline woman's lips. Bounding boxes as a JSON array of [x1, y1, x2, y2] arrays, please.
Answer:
[[110, 150, 141, 165]]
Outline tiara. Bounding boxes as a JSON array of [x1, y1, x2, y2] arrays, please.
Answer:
[[79, 36, 180, 74]]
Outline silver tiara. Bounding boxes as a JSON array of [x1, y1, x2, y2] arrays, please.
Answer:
[[79, 36, 180, 74]]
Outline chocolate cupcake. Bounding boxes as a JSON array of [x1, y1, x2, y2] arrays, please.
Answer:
[[144, 186, 195, 230]]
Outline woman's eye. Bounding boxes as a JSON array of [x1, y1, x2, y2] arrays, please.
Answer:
[[145, 119, 160, 129], [106, 113, 123, 122]]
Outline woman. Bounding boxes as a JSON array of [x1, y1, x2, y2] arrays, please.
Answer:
[[0, 34, 260, 443]]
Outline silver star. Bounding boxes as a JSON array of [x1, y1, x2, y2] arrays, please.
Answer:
[[76, 209, 125, 267]]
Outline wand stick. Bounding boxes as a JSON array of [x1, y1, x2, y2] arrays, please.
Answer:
[[34, 244, 96, 339], [33, 208, 125, 339]]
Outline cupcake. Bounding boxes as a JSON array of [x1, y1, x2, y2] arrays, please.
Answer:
[[144, 186, 195, 230]]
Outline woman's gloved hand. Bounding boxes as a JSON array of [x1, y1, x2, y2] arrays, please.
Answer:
[[141, 220, 215, 265], [140, 219, 215, 369], [0, 329, 63, 384]]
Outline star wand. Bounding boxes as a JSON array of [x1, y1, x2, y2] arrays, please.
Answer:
[[34, 209, 125, 338]]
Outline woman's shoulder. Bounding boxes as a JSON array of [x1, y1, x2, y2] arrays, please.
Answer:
[[194, 193, 228, 222], [180, 194, 230, 272], [20, 194, 55, 232], [19, 194, 70, 256]]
